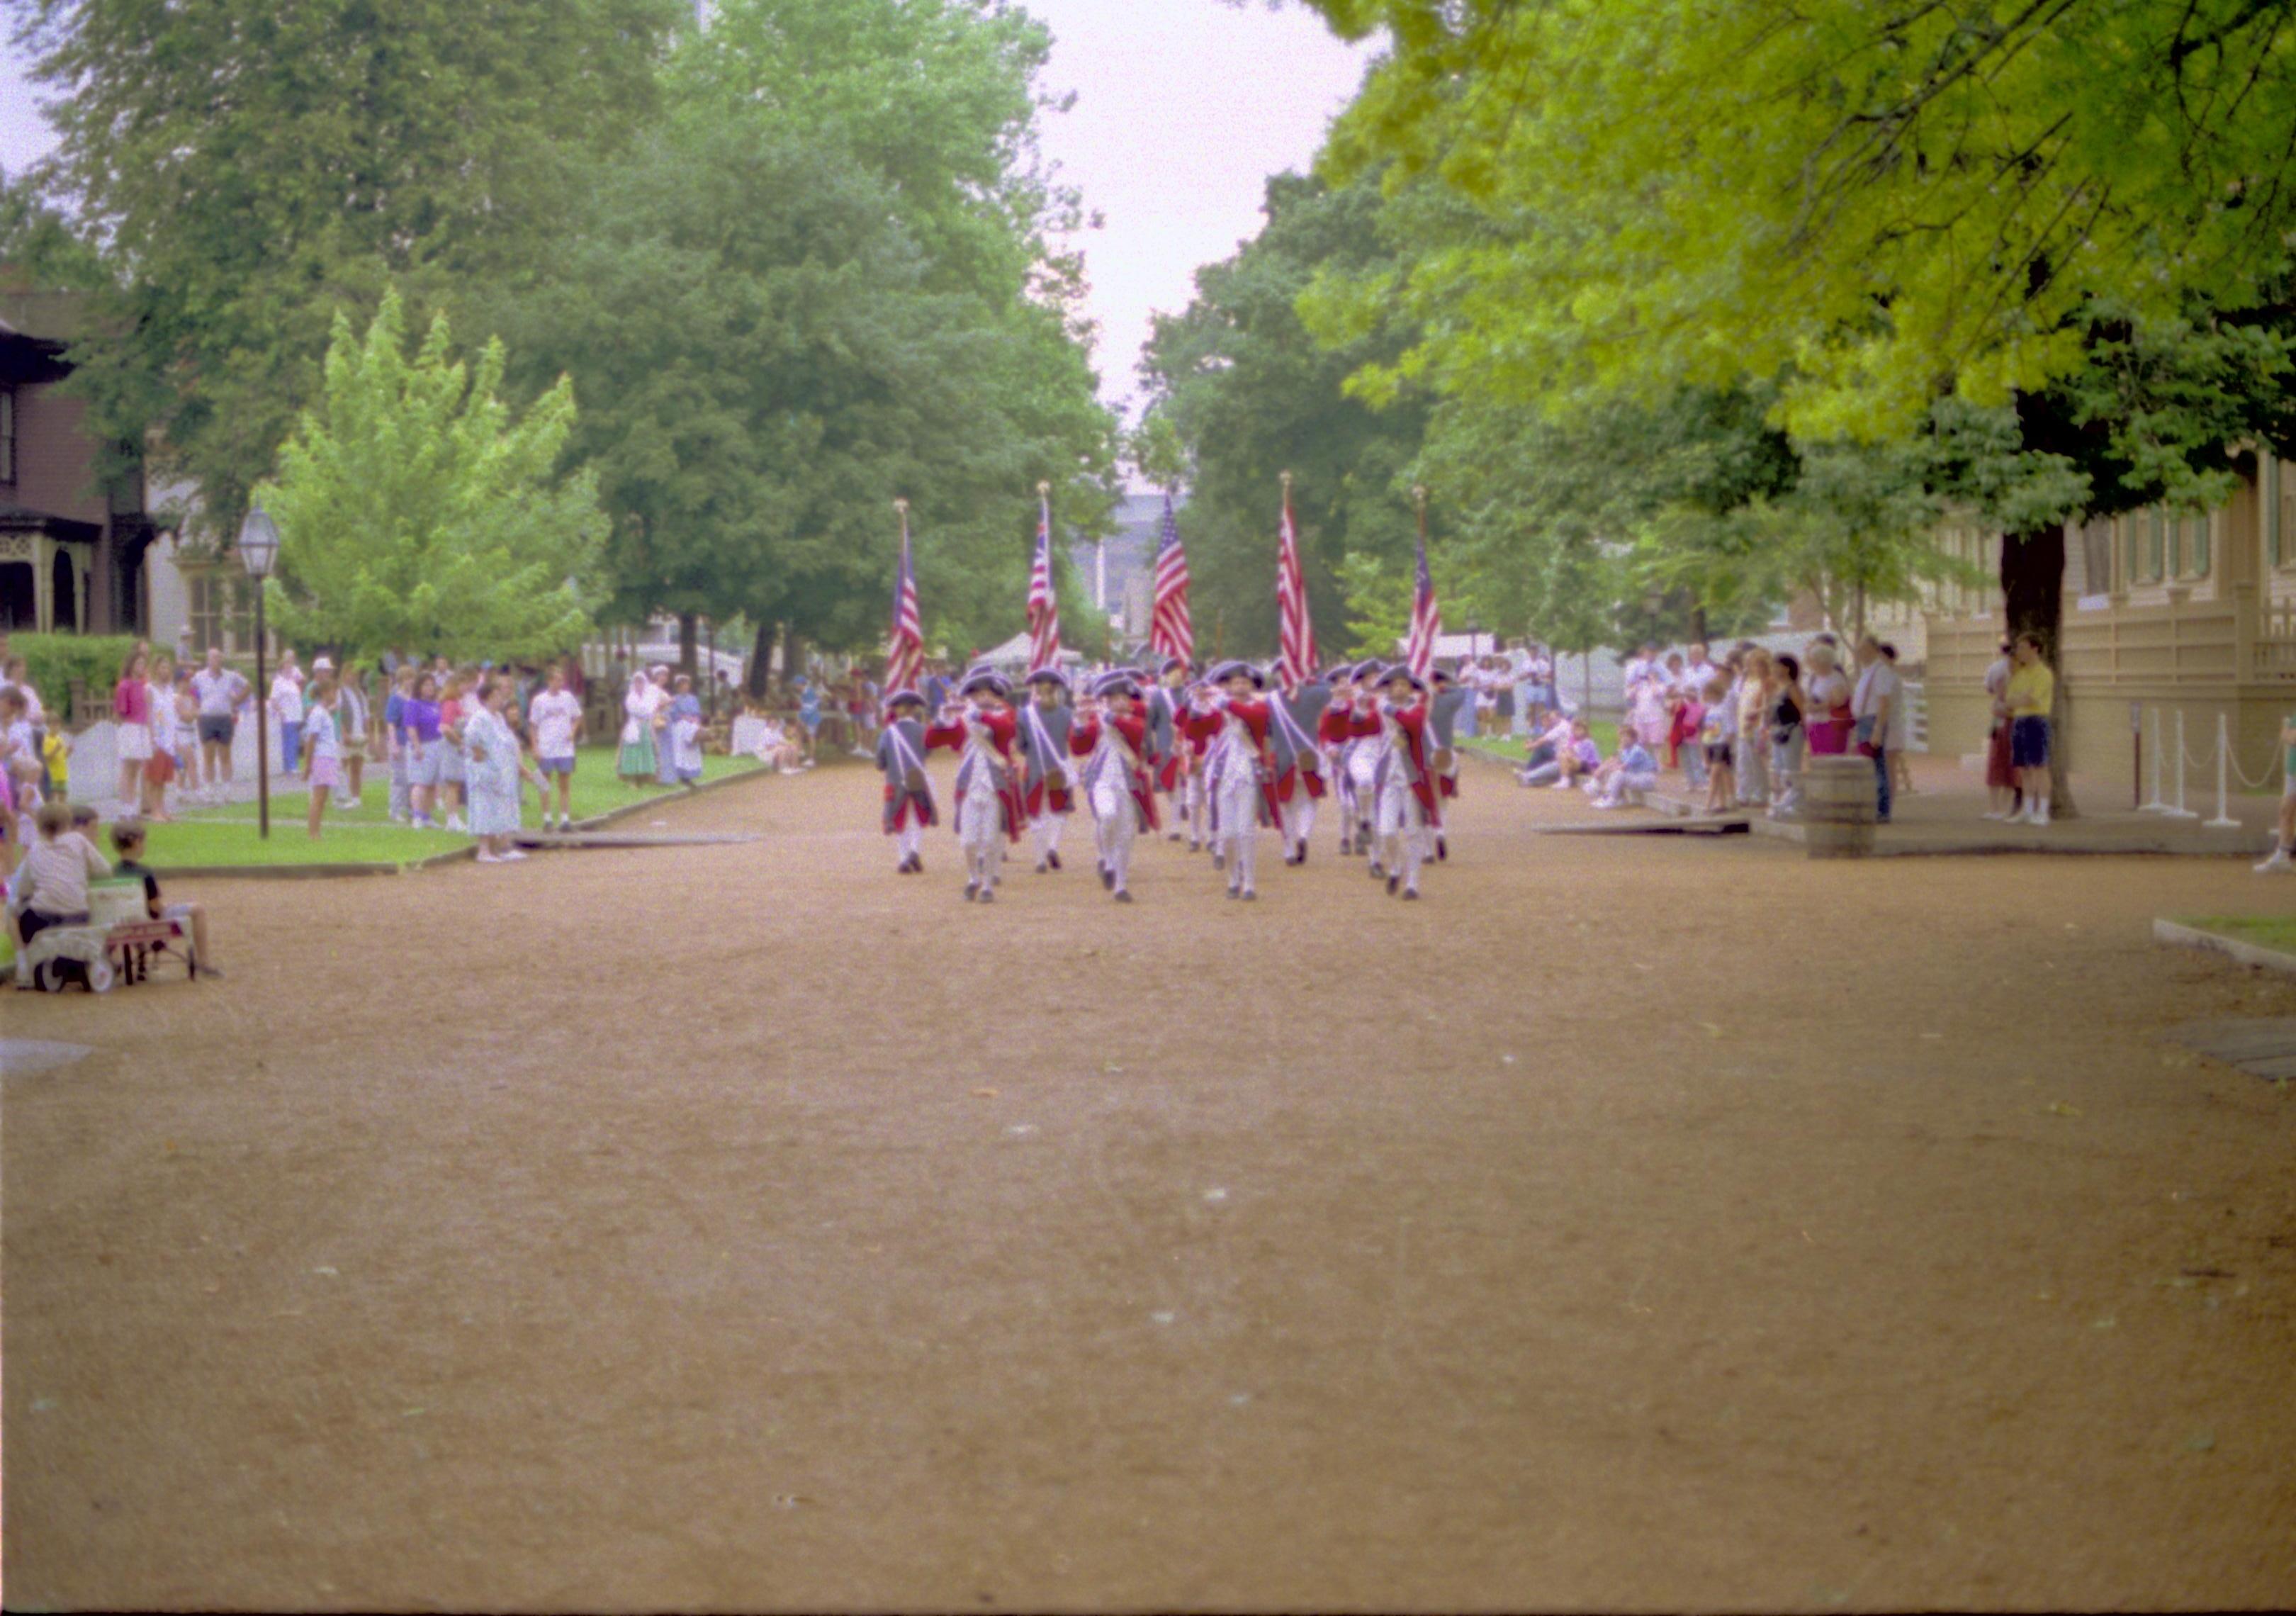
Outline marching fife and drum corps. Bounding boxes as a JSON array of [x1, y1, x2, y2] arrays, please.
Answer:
[[872, 658, 1469, 904]]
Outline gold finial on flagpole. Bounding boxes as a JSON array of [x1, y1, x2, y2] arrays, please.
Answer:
[[1037, 480, 1051, 498], [1412, 483, 1427, 511], [1280, 470, 1293, 492], [894, 497, 908, 518]]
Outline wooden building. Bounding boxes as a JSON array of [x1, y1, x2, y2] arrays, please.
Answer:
[[1923, 454, 2296, 796]]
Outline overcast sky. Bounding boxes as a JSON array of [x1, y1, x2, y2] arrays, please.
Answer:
[[1, 3, 1370, 421]]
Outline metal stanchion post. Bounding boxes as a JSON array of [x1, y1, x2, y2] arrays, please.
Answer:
[[2164, 709, 2197, 819], [2205, 712, 2241, 829]]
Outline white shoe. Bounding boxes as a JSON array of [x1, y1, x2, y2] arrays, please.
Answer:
[[2032, 803, 2051, 825], [2254, 848, 2292, 872], [502, 848, 529, 861], [475, 851, 504, 864], [1981, 810, 2006, 821], [446, 814, 467, 831]]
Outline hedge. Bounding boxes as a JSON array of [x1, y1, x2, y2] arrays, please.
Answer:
[[7, 633, 145, 724]]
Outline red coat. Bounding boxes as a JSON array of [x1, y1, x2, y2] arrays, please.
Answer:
[[1383, 700, 1444, 828], [924, 708, 1024, 842], [1070, 711, 1161, 832]]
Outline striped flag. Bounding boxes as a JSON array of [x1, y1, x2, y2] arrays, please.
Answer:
[[886, 503, 923, 696], [1405, 532, 1441, 681], [1149, 491, 1193, 663], [1027, 486, 1062, 673], [1276, 481, 1317, 693]]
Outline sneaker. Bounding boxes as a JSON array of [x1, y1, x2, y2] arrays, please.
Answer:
[[2032, 804, 2051, 825], [1981, 810, 2006, 821], [446, 814, 468, 832], [502, 848, 529, 861], [475, 851, 504, 864], [2254, 848, 2292, 873]]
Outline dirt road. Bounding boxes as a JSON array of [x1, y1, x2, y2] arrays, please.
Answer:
[[6, 763, 2293, 1609]]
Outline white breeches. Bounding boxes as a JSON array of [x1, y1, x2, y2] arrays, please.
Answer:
[[1030, 807, 1066, 860], [1376, 780, 1428, 889], [896, 824, 923, 861], [1282, 790, 1317, 849], [1348, 748, 1378, 825], [1212, 775, 1259, 890], [1091, 778, 1136, 890], [960, 780, 1001, 884]]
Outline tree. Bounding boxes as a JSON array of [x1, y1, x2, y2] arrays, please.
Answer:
[[258, 292, 604, 662], [1141, 170, 1425, 659], [485, 0, 1116, 670], [8, 0, 684, 539]]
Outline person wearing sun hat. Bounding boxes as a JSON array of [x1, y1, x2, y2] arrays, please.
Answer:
[[1014, 667, 1076, 875], [874, 688, 938, 874], [1071, 670, 1159, 902], [1369, 663, 1443, 899], [1179, 659, 1278, 900], [923, 667, 1023, 902]]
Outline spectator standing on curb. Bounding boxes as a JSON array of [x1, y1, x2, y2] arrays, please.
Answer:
[[1883, 644, 1914, 802], [529, 666, 584, 831], [466, 673, 543, 863], [270, 649, 305, 774], [404, 671, 444, 829], [1852, 634, 1900, 824], [1981, 637, 2020, 820], [338, 665, 371, 809], [301, 676, 342, 840], [1805, 640, 1853, 756], [2006, 633, 2055, 826], [189, 649, 247, 803], [112, 648, 153, 808], [1768, 653, 1806, 817]]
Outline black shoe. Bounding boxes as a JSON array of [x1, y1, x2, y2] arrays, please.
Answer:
[[1387, 874, 1400, 896], [1369, 862, 1384, 880], [964, 882, 978, 901], [1047, 849, 1062, 870], [1101, 865, 1115, 890], [1241, 889, 1257, 902], [1212, 853, 1225, 871], [1113, 889, 1133, 903], [1436, 836, 1448, 862], [1226, 885, 1239, 899], [1401, 887, 1421, 901], [913, 858, 924, 875], [1035, 860, 1048, 874], [1296, 843, 1307, 866], [978, 887, 996, 904]]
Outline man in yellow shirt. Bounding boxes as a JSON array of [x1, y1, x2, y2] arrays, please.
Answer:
[[2005, 633, 2055, 825]]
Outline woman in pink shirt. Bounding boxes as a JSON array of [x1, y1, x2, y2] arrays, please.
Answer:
[[112, 649, 153, 807]]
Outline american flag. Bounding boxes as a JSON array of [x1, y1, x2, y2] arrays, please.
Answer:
[[1149, 491, 1193, 663], [886, 503, 923, 696], [1276, 482, 1317, 693], [1405, 532, 1441, 681], [1027, 486, 1062, 673]]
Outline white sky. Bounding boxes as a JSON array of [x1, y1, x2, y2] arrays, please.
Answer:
[[1, 3, 1371, 420]]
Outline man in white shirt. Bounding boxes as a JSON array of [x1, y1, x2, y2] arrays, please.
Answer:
[[188, 648, 250, 797], [269, 651, 305, 775], [1683, 641, 1718, 699], [528, 665, 585, 831], [1852, 634, 1901, 824]]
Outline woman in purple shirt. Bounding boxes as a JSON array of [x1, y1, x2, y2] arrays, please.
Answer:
[[402, 673, 444, 829]]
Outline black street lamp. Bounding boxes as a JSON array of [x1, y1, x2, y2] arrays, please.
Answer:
[[238, 505, 281, 839]]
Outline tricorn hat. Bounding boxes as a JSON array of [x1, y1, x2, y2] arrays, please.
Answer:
[[1383, 664, 1428, 692], [960, 669, 1012, 700], [882, 688, 925, 713], [1093, 673, 1141, 700], [1024, 666, 1068, 688]]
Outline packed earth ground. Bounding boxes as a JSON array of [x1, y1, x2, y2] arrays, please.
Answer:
[[5, 761, 2295, 1610]]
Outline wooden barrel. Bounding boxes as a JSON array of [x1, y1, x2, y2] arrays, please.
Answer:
[[1803, 753, 1877, 859]]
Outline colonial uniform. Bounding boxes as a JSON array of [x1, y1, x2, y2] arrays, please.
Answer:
[[1317, 668, 1361, 855], [1071, 673, 1161, 902], [875, 691, 937, 873], [923, 670, 1025, 902], [1268, 672, 1332, 865], [1015, 672, 1076, 873], [1180, 661, 1278, 899], [1147, 658, 1186, 838], [1343, 659, 1386, 858], [1427, 670, 1471, 862], [1370, 668, 1443, 899]]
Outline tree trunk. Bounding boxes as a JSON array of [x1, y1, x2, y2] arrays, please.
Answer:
[[748, 619, 774, 699], [677, 612, 699, 682], [2001, 522, 2078, 818], [1689, 603, 1708, 645]]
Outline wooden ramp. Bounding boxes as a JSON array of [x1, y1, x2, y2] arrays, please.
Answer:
[[1536, 817, 1750, 837], [2162, 1018, 2296, 1081], [513, 830, 763, 850]]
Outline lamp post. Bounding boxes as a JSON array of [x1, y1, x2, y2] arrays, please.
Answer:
[[237, 505, 281, 839]]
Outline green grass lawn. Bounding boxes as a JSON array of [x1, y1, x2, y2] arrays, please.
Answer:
[[1461, 719, 1621, 761], [2186, 914, 2296, 954], [144, 746, 770, 870]]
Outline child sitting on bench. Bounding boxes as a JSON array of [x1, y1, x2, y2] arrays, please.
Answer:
[[108, 819, 223, 978]]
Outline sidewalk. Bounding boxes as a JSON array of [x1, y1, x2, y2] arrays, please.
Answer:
[[1633, 754, 2280, 856]]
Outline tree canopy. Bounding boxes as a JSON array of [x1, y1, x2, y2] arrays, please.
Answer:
[[259, 292, 604, 662]]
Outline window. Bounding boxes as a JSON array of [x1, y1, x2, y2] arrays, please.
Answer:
[[2185, 512, 2211, 578], [2274, 455, 2291, 571], [186, 568, 252, 654], [2137, 510, 2162, 582], [2079, 517, 2114, 600], [0, 387, 14, 485]]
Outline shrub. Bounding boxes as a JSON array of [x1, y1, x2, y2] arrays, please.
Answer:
[[6, 634, 145, 727]]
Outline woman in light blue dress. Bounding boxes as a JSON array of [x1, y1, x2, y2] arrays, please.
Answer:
[[463, 674, 539, 863]]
